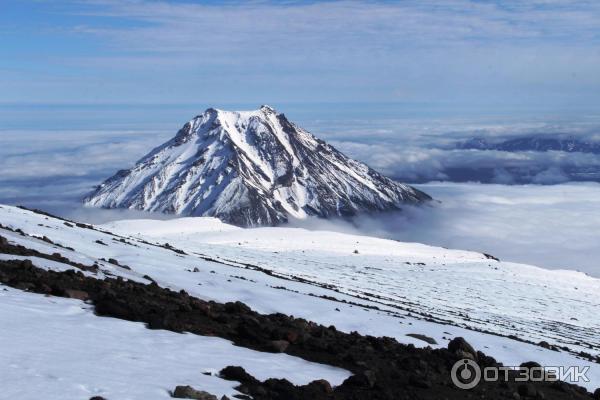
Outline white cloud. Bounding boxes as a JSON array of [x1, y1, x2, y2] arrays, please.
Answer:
[[78, 0, 600, 49], [14, 0, 596, 106], [2, 123, 600, 278], [320, 118, 600, 183], [0, 129, 169, 179], [292, 182, 600, 278], [531, 166, 571, 184], [333, 141, 600, 182]]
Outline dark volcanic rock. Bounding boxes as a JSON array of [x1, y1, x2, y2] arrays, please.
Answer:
[[64, 288, 89, 301], [269, 339, 290, 353], [0, 235, 98, 273], [448, 337, 478, 360], [0, 258, 594, 400], [172, 385, 218, 400], [518, 383, 538, 398], [220, 366, 258, 385], [520, 361, 542, 369]]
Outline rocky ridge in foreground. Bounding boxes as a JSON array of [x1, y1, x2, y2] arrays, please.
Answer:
[[0, 249, 596, 400]]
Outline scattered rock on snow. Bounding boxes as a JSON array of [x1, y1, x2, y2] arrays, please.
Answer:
[[172, 385, 218, 400], [219, 366, 257, 385], [1, 259, 595, 400], [520, 361, 542, 369], [538, 340, 559, 351], [483, 253, 500, 261]]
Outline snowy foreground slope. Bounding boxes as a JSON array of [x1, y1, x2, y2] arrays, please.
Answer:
[[1, 205, 599, 398], [105, 217, 600, 358], [84, 106, 429, 226], [0, 287, 349, 399]]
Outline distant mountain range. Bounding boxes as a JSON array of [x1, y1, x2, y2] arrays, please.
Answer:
[[457, 136, 600, 153], [440, 135, 600, 184], [85, 106, 430, 226]]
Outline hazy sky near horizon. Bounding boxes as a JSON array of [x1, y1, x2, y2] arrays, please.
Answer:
[[1, 0, 600, 116]]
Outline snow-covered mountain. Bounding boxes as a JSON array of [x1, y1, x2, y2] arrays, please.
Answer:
[[84, 105, 430, 226], [1, 205, 599, 398]]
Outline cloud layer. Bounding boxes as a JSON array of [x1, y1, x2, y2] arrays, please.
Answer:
[[1, 120, 599, 277], [292, 182, 600, 278], [323, 118, 600, 184], [0, 128, 171, 216]]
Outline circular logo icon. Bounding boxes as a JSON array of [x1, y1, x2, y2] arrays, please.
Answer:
[[451, 359, 481, 390]]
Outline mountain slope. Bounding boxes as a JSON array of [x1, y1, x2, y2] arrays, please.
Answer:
[[1, 205, 599, 395], [84, 105, 430, 226]]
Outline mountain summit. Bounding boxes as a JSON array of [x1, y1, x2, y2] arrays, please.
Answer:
[[84, 106, 430, 226]]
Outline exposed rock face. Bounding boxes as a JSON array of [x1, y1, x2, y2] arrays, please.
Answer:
[[84, 105, 430, 226]]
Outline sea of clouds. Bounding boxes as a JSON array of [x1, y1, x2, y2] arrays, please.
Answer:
[[291, 182, 600, 278], [1, 116, 599, 277], [310, 116, 600, 184]]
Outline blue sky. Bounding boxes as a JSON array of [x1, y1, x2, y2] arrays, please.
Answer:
[[1, 0, 600, 116]]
